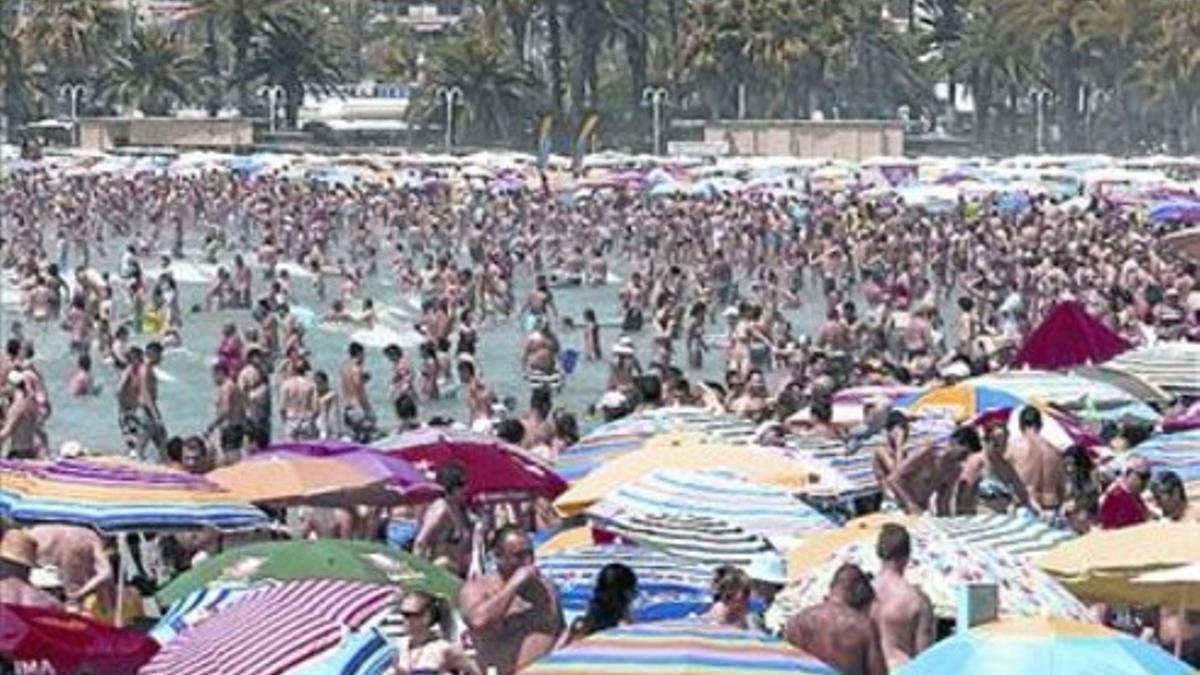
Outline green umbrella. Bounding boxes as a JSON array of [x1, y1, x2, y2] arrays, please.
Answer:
[[156, 540, 461, 607]]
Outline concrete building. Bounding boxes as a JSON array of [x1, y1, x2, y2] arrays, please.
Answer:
[[672, 119, 905, 161], [78, 117, 253, 152]]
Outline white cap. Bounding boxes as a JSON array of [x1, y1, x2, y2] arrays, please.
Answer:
[[599, 390, 628, 410], [612, 337, 636, 356]]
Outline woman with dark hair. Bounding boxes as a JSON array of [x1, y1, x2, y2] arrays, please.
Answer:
[[391, 590, 481, 675], [704, 565, 753, 629], [413, 463, 475, 576], [564, 563, 638, 643]]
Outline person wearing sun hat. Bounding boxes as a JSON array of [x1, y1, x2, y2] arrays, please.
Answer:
[[745, 551, 788, 632], [0, 529, 62, 609]]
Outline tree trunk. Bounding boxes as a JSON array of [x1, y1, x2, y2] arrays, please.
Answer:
[[666, 0, 679, 86], [285, 80, 302, 130], [232, 0, 251, 114], [506, 6, 528, 65], [624, 27, 646, 112], [2, 11, 27, 141], [204, 15, 220, 117], [545, 0, 564, 119]]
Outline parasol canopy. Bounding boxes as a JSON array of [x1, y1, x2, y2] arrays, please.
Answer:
[[518, 620, 837, 674], [0, 458, 267, 533], [539, 546, 713, 624], [141, 580, 396, 675], [1010, 301, 1130, 370], [770, 527, 1091, 630], [374, 428, 566, 501], [0, 603, 159, 675], [897, 616, 1193, 675], [155, 539, 461, 608]]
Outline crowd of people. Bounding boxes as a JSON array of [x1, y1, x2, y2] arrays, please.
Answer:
[[0, 158, 1198, 673]]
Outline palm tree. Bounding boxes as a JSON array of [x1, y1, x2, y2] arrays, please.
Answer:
[[325, 0, 377, 81], [422, 20, 539, 144], [98, 27, 197, 116], [188, 0, 293, 114], [0, 0, 28, 138], [242, 7, 344, 129], [489, 0, 536, 65], [540, 0, 565, 119]]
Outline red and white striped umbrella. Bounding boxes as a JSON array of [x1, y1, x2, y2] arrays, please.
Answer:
[[139, 580, 395, 675]]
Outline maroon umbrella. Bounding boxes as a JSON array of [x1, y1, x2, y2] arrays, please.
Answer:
[[1011, 301, 1131, 371], [254, 441, 443, 505], [373, 429, 567, 501], [0, 604, 158, 675]]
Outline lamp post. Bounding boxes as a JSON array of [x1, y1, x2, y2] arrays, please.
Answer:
[[257, 84, 285, 134], [1029, 88, 1052, 154], [435, 85, 463, 150], [59, 83, 86, 145], [642, 86, 669, 156]]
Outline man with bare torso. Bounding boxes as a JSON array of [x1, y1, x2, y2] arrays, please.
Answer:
[[340, 341, 376, 442], [206, 364, 246, 446], [279, 360, 319, 440], [872, 524, 935, 670], [784, 563, 886, 675], [1009, 406, 1066, 517], [29, 525, 111, 612], [888, 426, 981, 515], [0, 530, 62, 610], [0, 371, 42, 459], [459, 526, 563, 675]]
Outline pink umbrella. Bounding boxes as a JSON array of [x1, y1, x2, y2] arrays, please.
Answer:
[[374, 429, 567, 501], [256, 442, 442, 505]]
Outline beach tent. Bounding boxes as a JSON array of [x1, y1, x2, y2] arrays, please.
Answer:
[[1011, 301, 1130, 370]]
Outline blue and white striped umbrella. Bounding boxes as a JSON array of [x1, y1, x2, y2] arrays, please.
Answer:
[[924, 514, 1076, 561], [540, 545, 713, 625]]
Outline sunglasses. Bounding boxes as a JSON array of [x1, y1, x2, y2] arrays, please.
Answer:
[[399, 607, 428, 619]]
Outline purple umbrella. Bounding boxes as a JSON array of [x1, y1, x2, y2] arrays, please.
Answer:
[[256, 442, 443, 504]]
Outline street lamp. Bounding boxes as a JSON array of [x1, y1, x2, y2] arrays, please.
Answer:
[[257, 84, 285, 134], [59, 83, 86, 145], [642, 86, 669, 156], [435, 85, 463, 150], [1029, 88, 1052, 154]]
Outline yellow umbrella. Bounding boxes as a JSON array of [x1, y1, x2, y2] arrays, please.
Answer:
[[536, 526, 595, 557], [553, 437, 818, 518], [207, 455, 382, 506], [785, 513, 916, 582], [1036, 521, 1200, 605]]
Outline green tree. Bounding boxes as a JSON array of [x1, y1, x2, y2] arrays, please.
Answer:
[[188, 0, 293, 113], [98, 27, 197, 116], [242, 7, 344, 129]]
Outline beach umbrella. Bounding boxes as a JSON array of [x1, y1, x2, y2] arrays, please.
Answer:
[[1163, 226, 1200, 261], [262, 441, 442, 503], [290, 625, 394, 675], [770, 527, 1091, 630], [155, 539, 461, 608], [1128, 430, 1200, 487], [1010, 301, 1130, 370], [587, 469, 837, 553], [897, 617, 1191, 675], [896, 383, 1026, 419], [1149, 199, 1200, 225], [206, 455, 396, 507], [924, 514, 1075, 561], [540, 546, 713, 624], [1037, 521, 1200, 605], [150, 583, 264, 645], [519, 620, 836, 674], [784, 513, 918, 581], [554, 439, 818, 518], [970, 371, 1160, 423], [141, 580, 395, 675], [1104, 342, 1200, 399], [0, 604, 159, 675], [374, 428, 566, 501], [0, 459, 267, 533]]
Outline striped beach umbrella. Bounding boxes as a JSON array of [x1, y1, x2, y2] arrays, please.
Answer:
[[769, 528, 1091, 630], [588, 469, 837, 549], [898, 617, 1192, 675], [923, 514, 1075, 561], [1105, 341, 1200, 399], [540, 546, 713, 624], [0, 459, 267, 533], [519, 620, 836, 674], [1129, 430, 1200, 486], [590, 511, 773, 566], [140, 580, 395, 675]]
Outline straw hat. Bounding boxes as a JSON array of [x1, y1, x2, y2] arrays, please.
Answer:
[[0, 529, 37, 568], [612, 337, 636, 357]]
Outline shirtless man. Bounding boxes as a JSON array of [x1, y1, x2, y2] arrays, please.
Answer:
[[138, 342, 167, 459], [340, 342, 376, 442], [888, 425, 981, 515], [784, 563, 886, 675], [279, 360, 319, 439], [459, 526, 563, 675], [0, 529, 62, 610], [206, 364, 246, 447], [0, 371, 42, 459], [238, 347, 271, 442], [1009, 406, 1066, 517], [872, 524, 935, 670], [29, 524, 112, 612], [522, 323, 559, 389], [521, 387, 555, 455]]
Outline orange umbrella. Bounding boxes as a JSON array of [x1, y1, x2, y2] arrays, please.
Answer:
[[207, 455, 388, 506]]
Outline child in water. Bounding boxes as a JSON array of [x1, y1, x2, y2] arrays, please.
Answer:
[[67, 353, 101, 397]]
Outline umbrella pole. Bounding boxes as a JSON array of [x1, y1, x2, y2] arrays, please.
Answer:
[[116, 536, 127, 628], [1177, 597, 1184, 659]]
